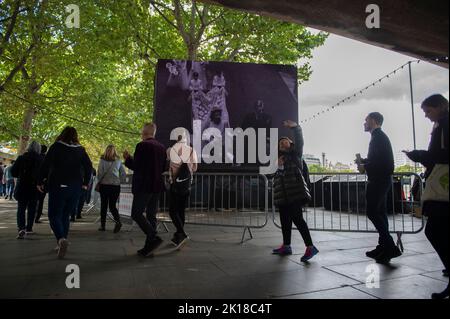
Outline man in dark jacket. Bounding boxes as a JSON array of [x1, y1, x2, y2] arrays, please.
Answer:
[[357, 112, 401, 263], [124, 123, 167, 257], [11, 141, 43, 238]]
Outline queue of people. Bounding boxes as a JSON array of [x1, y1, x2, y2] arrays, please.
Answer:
[[3, 94, 448, 299]]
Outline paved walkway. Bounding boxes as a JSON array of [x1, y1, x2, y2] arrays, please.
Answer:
[[0, 198, 447, 299]]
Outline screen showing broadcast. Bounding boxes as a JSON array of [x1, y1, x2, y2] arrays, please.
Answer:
[[154, 59, 298, 171]]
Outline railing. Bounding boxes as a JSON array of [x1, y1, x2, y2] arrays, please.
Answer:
[[270, 172, 425, 250]]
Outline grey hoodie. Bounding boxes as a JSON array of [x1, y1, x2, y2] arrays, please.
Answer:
[[97, 159, 126, 186]]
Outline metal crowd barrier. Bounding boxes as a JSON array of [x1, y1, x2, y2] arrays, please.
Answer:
[[270, 172, 425, 250], [158, 172, 269, 243]]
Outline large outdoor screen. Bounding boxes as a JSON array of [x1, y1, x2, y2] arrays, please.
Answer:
[[154, 59, 298, 172]]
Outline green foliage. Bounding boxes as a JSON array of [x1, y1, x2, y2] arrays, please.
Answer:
[[0, 0, 327, 162]]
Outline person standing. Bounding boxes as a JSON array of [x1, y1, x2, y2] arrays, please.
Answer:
[[123, 123, 167, 257], [4, 162, 15, 200], [356, 112, 402, 263], [35, 145, 48, 224], [38, 127, 92, 259], [167, 134, 198, 248], [11, 141, 43, 239], [405, 94, 449, 299], [97, 145, 126, 233], [272, 120, 319, 262], [0, 163, 4, 197]]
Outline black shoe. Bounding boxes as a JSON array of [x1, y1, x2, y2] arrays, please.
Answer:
[[443, 269, 449, 277], [76, 215, 82, 220], [70, 217, 75, 222], [366, 245, 383, 259], [431, 287, 449, 299], [113, 222, 122, 234], [171, 233, 188, 248], [98, 227, 105, 231], [35, 220, 42, 224], [375, 246, 402, 264], [138, 237, 163, 257]]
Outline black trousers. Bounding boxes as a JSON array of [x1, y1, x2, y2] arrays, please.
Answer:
[[99, 185, 121, 227], [279, 201, 313, 247], [131, 192, 160, 240], [169, 190, 188, 235], [35, 191, 47, 222], [425, 210, 449, 274], [366, 179, 396, 249]]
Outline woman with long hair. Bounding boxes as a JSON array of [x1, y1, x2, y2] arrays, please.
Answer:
[[97, 144, 126, 232], [38, 127, 92, 259]]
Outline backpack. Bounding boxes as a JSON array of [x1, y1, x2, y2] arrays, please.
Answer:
[[170, 147, 193, 196]]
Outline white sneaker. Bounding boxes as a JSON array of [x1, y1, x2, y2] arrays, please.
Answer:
[[16, 230, 26, 239], [57, 238, 69, 259]]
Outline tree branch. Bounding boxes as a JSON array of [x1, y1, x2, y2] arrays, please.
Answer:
[[0, 0, 22, 58], [150, 1, 179, 32]]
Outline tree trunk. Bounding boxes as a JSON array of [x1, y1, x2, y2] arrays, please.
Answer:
[[188, 44, 198, 61], [18, 105, 36, 155]]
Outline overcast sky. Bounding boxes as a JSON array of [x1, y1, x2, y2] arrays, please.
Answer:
[[297, 30, 449, 166]]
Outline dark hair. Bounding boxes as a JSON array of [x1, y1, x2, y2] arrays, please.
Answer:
[[422, 94, 449, 110], [56, 126, 80, 145], [368, 112, 384, 126], [41, 145, 48, 155], [254, 100, 264, 108]]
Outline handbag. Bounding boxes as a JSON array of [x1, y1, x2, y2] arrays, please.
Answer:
[[422, 130, 449, 203], [95, 161, 114, 192], [422, 164, 449, 203]]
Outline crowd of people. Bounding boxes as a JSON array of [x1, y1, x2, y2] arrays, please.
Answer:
[[0, 94, 448, 299]]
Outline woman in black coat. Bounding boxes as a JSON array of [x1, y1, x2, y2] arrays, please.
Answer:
[[405, 94, 449, 299], [272, 120, 318, 262], [11, 141, 43, 239]]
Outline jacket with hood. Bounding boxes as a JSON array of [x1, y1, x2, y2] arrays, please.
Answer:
[[39, 141, 93, 188], [11, 151, 43, 200]]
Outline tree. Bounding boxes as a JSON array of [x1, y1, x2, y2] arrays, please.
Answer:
[[1, 0, 327, 161], [395, 164, 419, 173]]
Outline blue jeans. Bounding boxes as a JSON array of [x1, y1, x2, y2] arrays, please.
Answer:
[[6, 179, 15, 198], [48, 184, 82, 241], [17, 197, 37, 232]]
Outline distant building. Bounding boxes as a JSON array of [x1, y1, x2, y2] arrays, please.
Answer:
[[303, 154, 321, 166], [0, 145, 16, 165], [331, 162, 351, 171]]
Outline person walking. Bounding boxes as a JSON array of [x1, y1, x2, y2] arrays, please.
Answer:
[[38, 127, 92, 259], [35, 145, 48, 224], [404, 94, 449, 299], [167, 133, 198, 248], [272, 120, 319, 262], [11, 141, 43, 239], [356, 112, 402, 263], [97, 145, 126, 233], [0, 163, 4, 197], [4, 162, 15, 200], [123, 123, 167, 257], [1, 164, 7, 197]]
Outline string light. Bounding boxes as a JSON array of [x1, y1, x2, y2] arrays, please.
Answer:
[[301, 60, 420, 124]]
